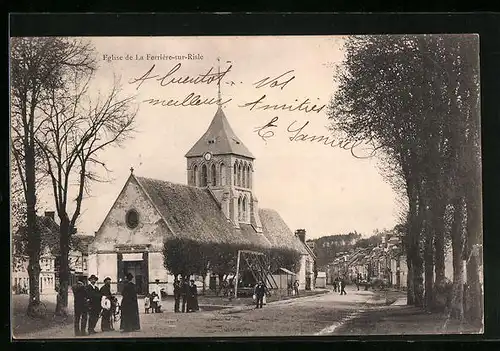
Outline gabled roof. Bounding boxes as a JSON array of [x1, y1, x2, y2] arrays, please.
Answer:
[[185, 106, 254, 159], [259, 209, 308, 255], [14, 216, 91, 256]]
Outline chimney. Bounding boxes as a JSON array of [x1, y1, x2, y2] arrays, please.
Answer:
[[44, 211, 55, 221], [295, 229, 306, 243]]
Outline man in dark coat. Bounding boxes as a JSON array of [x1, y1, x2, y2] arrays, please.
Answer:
[[99, 277, 113, 332], [120, 273, 141, 332], [86, 275, 102, 334], [181, 277, 190, 313], [340, 276, 347, 295], [173, 277, 181, 313], [254, 281, 266, 309], [73, 280, 88, 336]]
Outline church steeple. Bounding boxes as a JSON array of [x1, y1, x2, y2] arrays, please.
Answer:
[[184, 59, 262, 232], [184, 107, 254, 159]]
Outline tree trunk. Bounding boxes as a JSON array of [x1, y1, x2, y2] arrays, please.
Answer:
[[406, 257, 414, 305], [25, 133, 43, 318], [423, 213, 434, 311], [411, 199, 424, 308], [450, 196, 464, 320], [55, 217, 71, 316], [464, 188, 483, 325], [433, 201, 446, 288]]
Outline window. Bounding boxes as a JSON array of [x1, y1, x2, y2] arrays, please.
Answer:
[[211, 164, 217, 186], [126, 209, 139, 229], [233, 162, 237, 185], [238, 197, 243, 221], [242, 196, 247, 222], [201, 164, 208, 187], [193, 165, 198, 186], [242, 164, 247, 188], [220, 163, 226, 186], [238, 163, 242, 186], [247, 165, 251, 188]]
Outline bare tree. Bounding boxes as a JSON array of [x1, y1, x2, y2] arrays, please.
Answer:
[[36, 65, 138, 315], [10, 37, 94, 317]]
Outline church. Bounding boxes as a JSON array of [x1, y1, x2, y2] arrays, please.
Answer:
[[88, 106, 314, 296]]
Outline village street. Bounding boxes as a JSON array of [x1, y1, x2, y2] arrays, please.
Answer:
[[16, 287, 388, 339]]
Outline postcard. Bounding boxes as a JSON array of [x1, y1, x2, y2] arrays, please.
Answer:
[[10, 35, 483, 339]]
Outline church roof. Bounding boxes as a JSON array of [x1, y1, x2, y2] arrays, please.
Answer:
[[259, 209, 308, 255], [135, 176, 263, 247], [134, 176, 305, 254], [184, 107, 254, 159]]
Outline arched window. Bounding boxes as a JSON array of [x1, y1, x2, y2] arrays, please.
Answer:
[[242, 196, 247, 222], [193, 165, 198, 186], [201, 164, 208, 187], [220, 163, 226, 186], [238, 163, 242, 187], [211, 164, 217, 186], [248, 165, 252, 188], [233, 162, 237, 185], [238, 197, 242, 221], [242, 164, 247, 188]]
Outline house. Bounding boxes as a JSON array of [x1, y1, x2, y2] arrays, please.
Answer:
[[294, 229, 317, 290], [11, 211, 93, 295], [88, 106, 311, 295]]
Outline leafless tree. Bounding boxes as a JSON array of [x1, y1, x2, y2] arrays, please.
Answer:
[[10, 37, 95, 317], [36, 66, 138, 315]]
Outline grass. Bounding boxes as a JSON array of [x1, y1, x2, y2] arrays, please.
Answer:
[[12, 295, 74, 337], [369, 289, 406, 305], [335, 304, 483, 335]]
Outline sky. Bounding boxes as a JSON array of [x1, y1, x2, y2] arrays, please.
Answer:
[[33, 36, 400, 240]]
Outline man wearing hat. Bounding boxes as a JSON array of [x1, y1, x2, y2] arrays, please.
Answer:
[[86, 274, 102, 334], [72, 279, 88, 336], [99, 277, 114, 332]]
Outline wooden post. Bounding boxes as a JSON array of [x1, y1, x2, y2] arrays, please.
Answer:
[[234, 250, 241, 299]]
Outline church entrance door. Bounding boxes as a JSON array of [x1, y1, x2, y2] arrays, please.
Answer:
[[118, 251, 149, 296]]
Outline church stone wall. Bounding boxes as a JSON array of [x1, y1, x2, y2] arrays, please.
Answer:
[[92, 176, 166, 251], [96, 253, 118, 289]]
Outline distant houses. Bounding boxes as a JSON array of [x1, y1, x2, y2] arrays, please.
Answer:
[[326, 232, 408, 289], [11, 211, 93, 295]]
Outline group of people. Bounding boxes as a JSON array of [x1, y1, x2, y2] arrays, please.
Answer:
[[72, 273, 140, 336], [332, 276, 347, 295], [173, 277, 199, 313]]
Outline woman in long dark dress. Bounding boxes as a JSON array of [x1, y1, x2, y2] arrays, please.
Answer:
[[187, 280, 199, 312], [120, 273, 141, 332]]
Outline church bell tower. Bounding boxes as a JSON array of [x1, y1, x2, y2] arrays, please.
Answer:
[[184, 105, 262, 232]]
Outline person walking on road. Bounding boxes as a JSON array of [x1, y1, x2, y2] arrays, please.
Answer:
[[340, 276, 347, 295], [120, 273, 141, 332], [333, 277, 338, 292], [86, 275, 102, 335], [173, 277, 181, 313], [293, 280, 300, 296], [254, 281, 266, 309], [73, 280, 88, 336]]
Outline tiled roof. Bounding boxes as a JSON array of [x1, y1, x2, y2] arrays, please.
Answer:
[[135, 177, 303, 254], [259, 209, 308, 255], [184, 107, 254, 159]]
